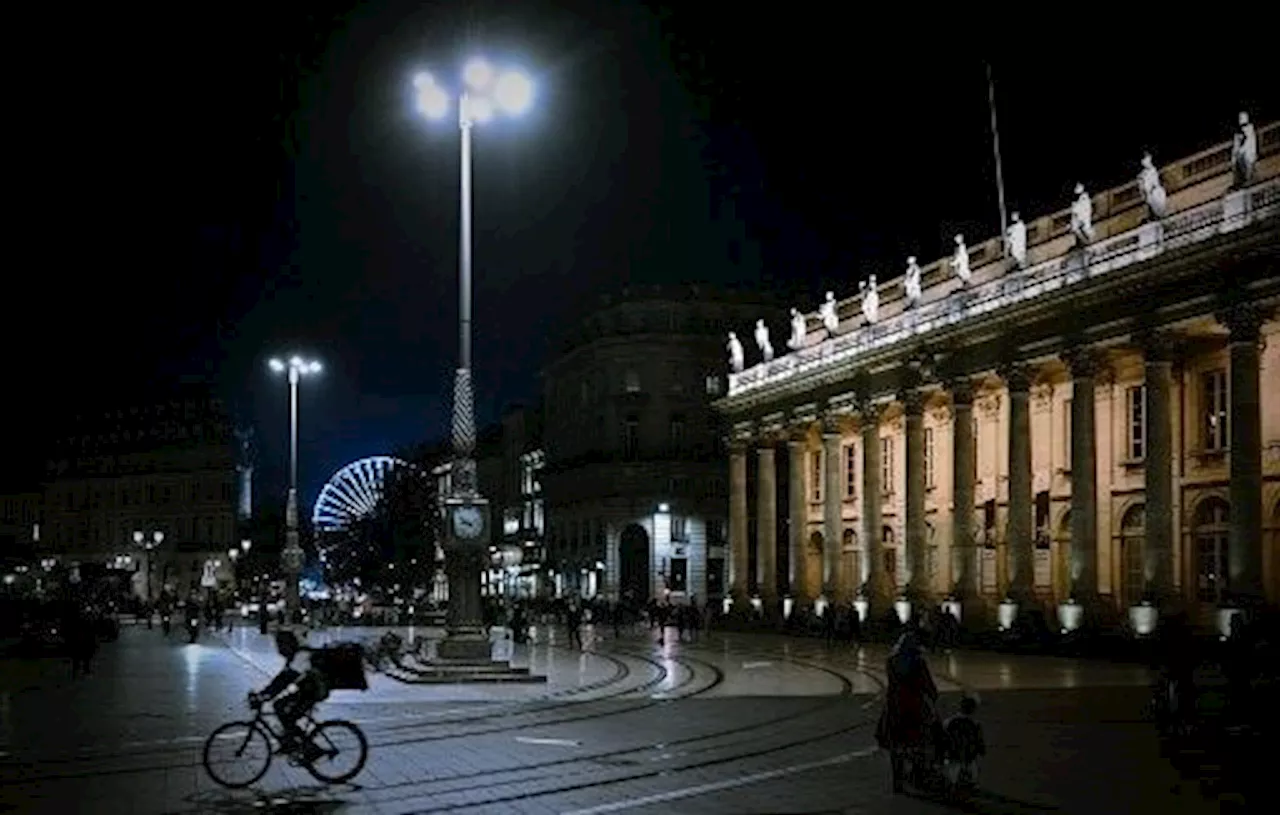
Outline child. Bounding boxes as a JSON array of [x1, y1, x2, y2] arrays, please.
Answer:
[[943, 695, 986, 795]]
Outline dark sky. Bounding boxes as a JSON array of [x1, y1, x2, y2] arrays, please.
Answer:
[[8, 3, 1276, 509]]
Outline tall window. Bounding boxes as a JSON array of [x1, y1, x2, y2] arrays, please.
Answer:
[[624, 368, 641, 393], [1194, 498, 1230, 602], [1202, 370, 1229, 451], [881, 437, 894, 495], [843, 444, 857, 500], [924, 427, 935, 488], [671, 515, 688, 541], [705, 374, 722, 395], [622, 417, 639, 459], [810, 450, 822, 503], [1126, 385, 1146, 460], [669, 416, 686, 452]]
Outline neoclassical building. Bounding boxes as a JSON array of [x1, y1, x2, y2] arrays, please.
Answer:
[[715, 118, 1279, 631]]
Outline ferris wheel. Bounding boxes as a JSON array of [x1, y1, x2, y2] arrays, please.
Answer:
[[312, 456, 414, 534]]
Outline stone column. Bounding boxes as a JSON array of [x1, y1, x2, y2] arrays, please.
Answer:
[[1220, 303, 1266, 603], [822, 418, 843, 599], [728, 441, 749, 607], [788, 435, 811, 607], [1141, 332, 1177, 603], [756, 444, 778, 617], [1003, 364, 1034, 602], [950, 380, 979, 602], [1064, 347, 1102, 604], [860, 403, 889, 608], [903, 388, 928, 600]]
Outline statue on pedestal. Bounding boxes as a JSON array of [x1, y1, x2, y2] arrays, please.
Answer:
[[1233, 111, 1257, 187], [860, 275, 880, 324], [787, 308, 807, 350], [1139, 153, 1167, 218], [754, 319, 774, 363], [952, 234, 971, 286], [1007, 212, 1027, 267], [904, 257, 922, 307], [819, 291, 839, 336], [727, 331, 744, 373], [1070, 183, 1094, 244]]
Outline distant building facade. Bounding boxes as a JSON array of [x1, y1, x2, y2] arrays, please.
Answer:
[[542, 286, 783, 604], [39, 384, 240, 598], [715, 119, 1280, 632]]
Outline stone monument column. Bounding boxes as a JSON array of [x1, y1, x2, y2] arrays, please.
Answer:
[[903, 388, 929, 601], [1065, 347, 1102, 606], [822, 418, 843, 600], [1002, 363, 1034, 603], [1141, 332, 1177, 603], [860, 403, 889, 610], [788, 434, 811, 608], [950, 379, 980, 610], [756, 444, 779, 617], [1219, 302, 1266, 603], [728, 441, 750, 607]]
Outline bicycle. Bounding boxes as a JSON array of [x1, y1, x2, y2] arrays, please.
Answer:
[[202, 695, 369, 788]]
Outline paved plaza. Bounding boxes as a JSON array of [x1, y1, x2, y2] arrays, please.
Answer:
[[0, 622, 1215, 814]]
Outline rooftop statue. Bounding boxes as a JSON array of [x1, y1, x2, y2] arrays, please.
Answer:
[[1233, 111, 1257, 187], [1007, 212, 1027, 267], [904, 257, 922, 307], [1139, 153, 1167, 218], [754, 319, 774, 363], [727, 331, 744, 373], [787, 308, 807, 350], [860, 275, 880, 324], [1070, 183, 1095, 244], [952, 234, 971, 285], [819, 291, 839, 336]]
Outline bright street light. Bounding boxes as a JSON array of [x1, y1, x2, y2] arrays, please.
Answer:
[[268, 354, 323, 621], [414, 59, 534, 124]]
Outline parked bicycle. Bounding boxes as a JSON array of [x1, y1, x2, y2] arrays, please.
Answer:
[[203, 694, 368, 788]]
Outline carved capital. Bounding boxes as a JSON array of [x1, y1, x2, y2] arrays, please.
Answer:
[[898, 386, 925, 415], [1216, 302, 1267, 344], [976, 391, 1002, 418], [857, 401, 883, 428], [929, 403, 952, 424], [1062, 346, 1105, 379], [1136, 328, 1183, 364], [1031, 382, 1054, 409], [821, 413, 842, 438], [948, 376, 976, 406], [997, 361, 1031, 393]]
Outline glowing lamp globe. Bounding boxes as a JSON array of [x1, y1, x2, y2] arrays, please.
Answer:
[[494, 71, 533, 115]]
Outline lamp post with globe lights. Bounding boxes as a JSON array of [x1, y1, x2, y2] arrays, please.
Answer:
[[133, 529, 164, 603], [269, 355, 322, 622], [413, 58, 533, 660]]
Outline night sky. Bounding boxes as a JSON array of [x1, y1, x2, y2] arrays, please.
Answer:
[[8, 3, 1276, 510]]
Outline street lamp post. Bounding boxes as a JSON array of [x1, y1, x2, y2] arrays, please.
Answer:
[[414, 59, 533, 661], [269, 355, 322, 623], [133, 529, 164, 603]]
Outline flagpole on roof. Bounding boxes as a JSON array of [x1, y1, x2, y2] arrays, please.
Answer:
[[986, 62, 1009, 255]]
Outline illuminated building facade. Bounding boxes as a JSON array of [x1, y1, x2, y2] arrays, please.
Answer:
[[715, 120, 1280, 632]]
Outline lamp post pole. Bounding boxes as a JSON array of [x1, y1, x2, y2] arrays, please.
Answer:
[[270, 356, 321, 623]]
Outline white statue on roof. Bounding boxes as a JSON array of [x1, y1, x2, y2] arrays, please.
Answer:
[[952, 234, 971, 285], [727, 332, 744, 373], [904, 257, 922, 307], [754, 319, 774, 363], [860, 276, 879, 324], [1139, 153, 1167, 218], [1070, 183, 1094, 244], [1233, 110, 1257, 187], [787, 308, 807, 350], [1006, 212, 1027, 267], [819, 291, 839, 336]]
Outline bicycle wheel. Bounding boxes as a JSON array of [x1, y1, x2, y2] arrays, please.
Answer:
[[203, 721, 272, 788], [304, 720, 368, 784]]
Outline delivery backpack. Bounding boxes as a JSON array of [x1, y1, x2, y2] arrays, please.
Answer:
[[311, 642, 369, 691]]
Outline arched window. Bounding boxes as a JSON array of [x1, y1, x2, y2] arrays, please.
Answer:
[[882, 525, 897, 582], [1120, 504, 1145, 608], [1194, 498, 1230, 603]]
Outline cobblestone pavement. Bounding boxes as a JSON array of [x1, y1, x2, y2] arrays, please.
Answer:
[[0, 624, 1216, 814]]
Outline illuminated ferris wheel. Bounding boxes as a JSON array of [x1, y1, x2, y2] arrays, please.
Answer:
[[312, 456, 414, 534]]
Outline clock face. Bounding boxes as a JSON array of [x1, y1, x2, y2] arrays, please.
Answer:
[[452, 505, 485, 539]]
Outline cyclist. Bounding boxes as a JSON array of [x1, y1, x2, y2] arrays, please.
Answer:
[[249, 629, 329, 759]]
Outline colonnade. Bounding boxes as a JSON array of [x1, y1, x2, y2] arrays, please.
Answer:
[[726, 304, 1268, 623]]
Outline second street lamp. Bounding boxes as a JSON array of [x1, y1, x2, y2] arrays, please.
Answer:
[[269, 355, 322, 622]]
